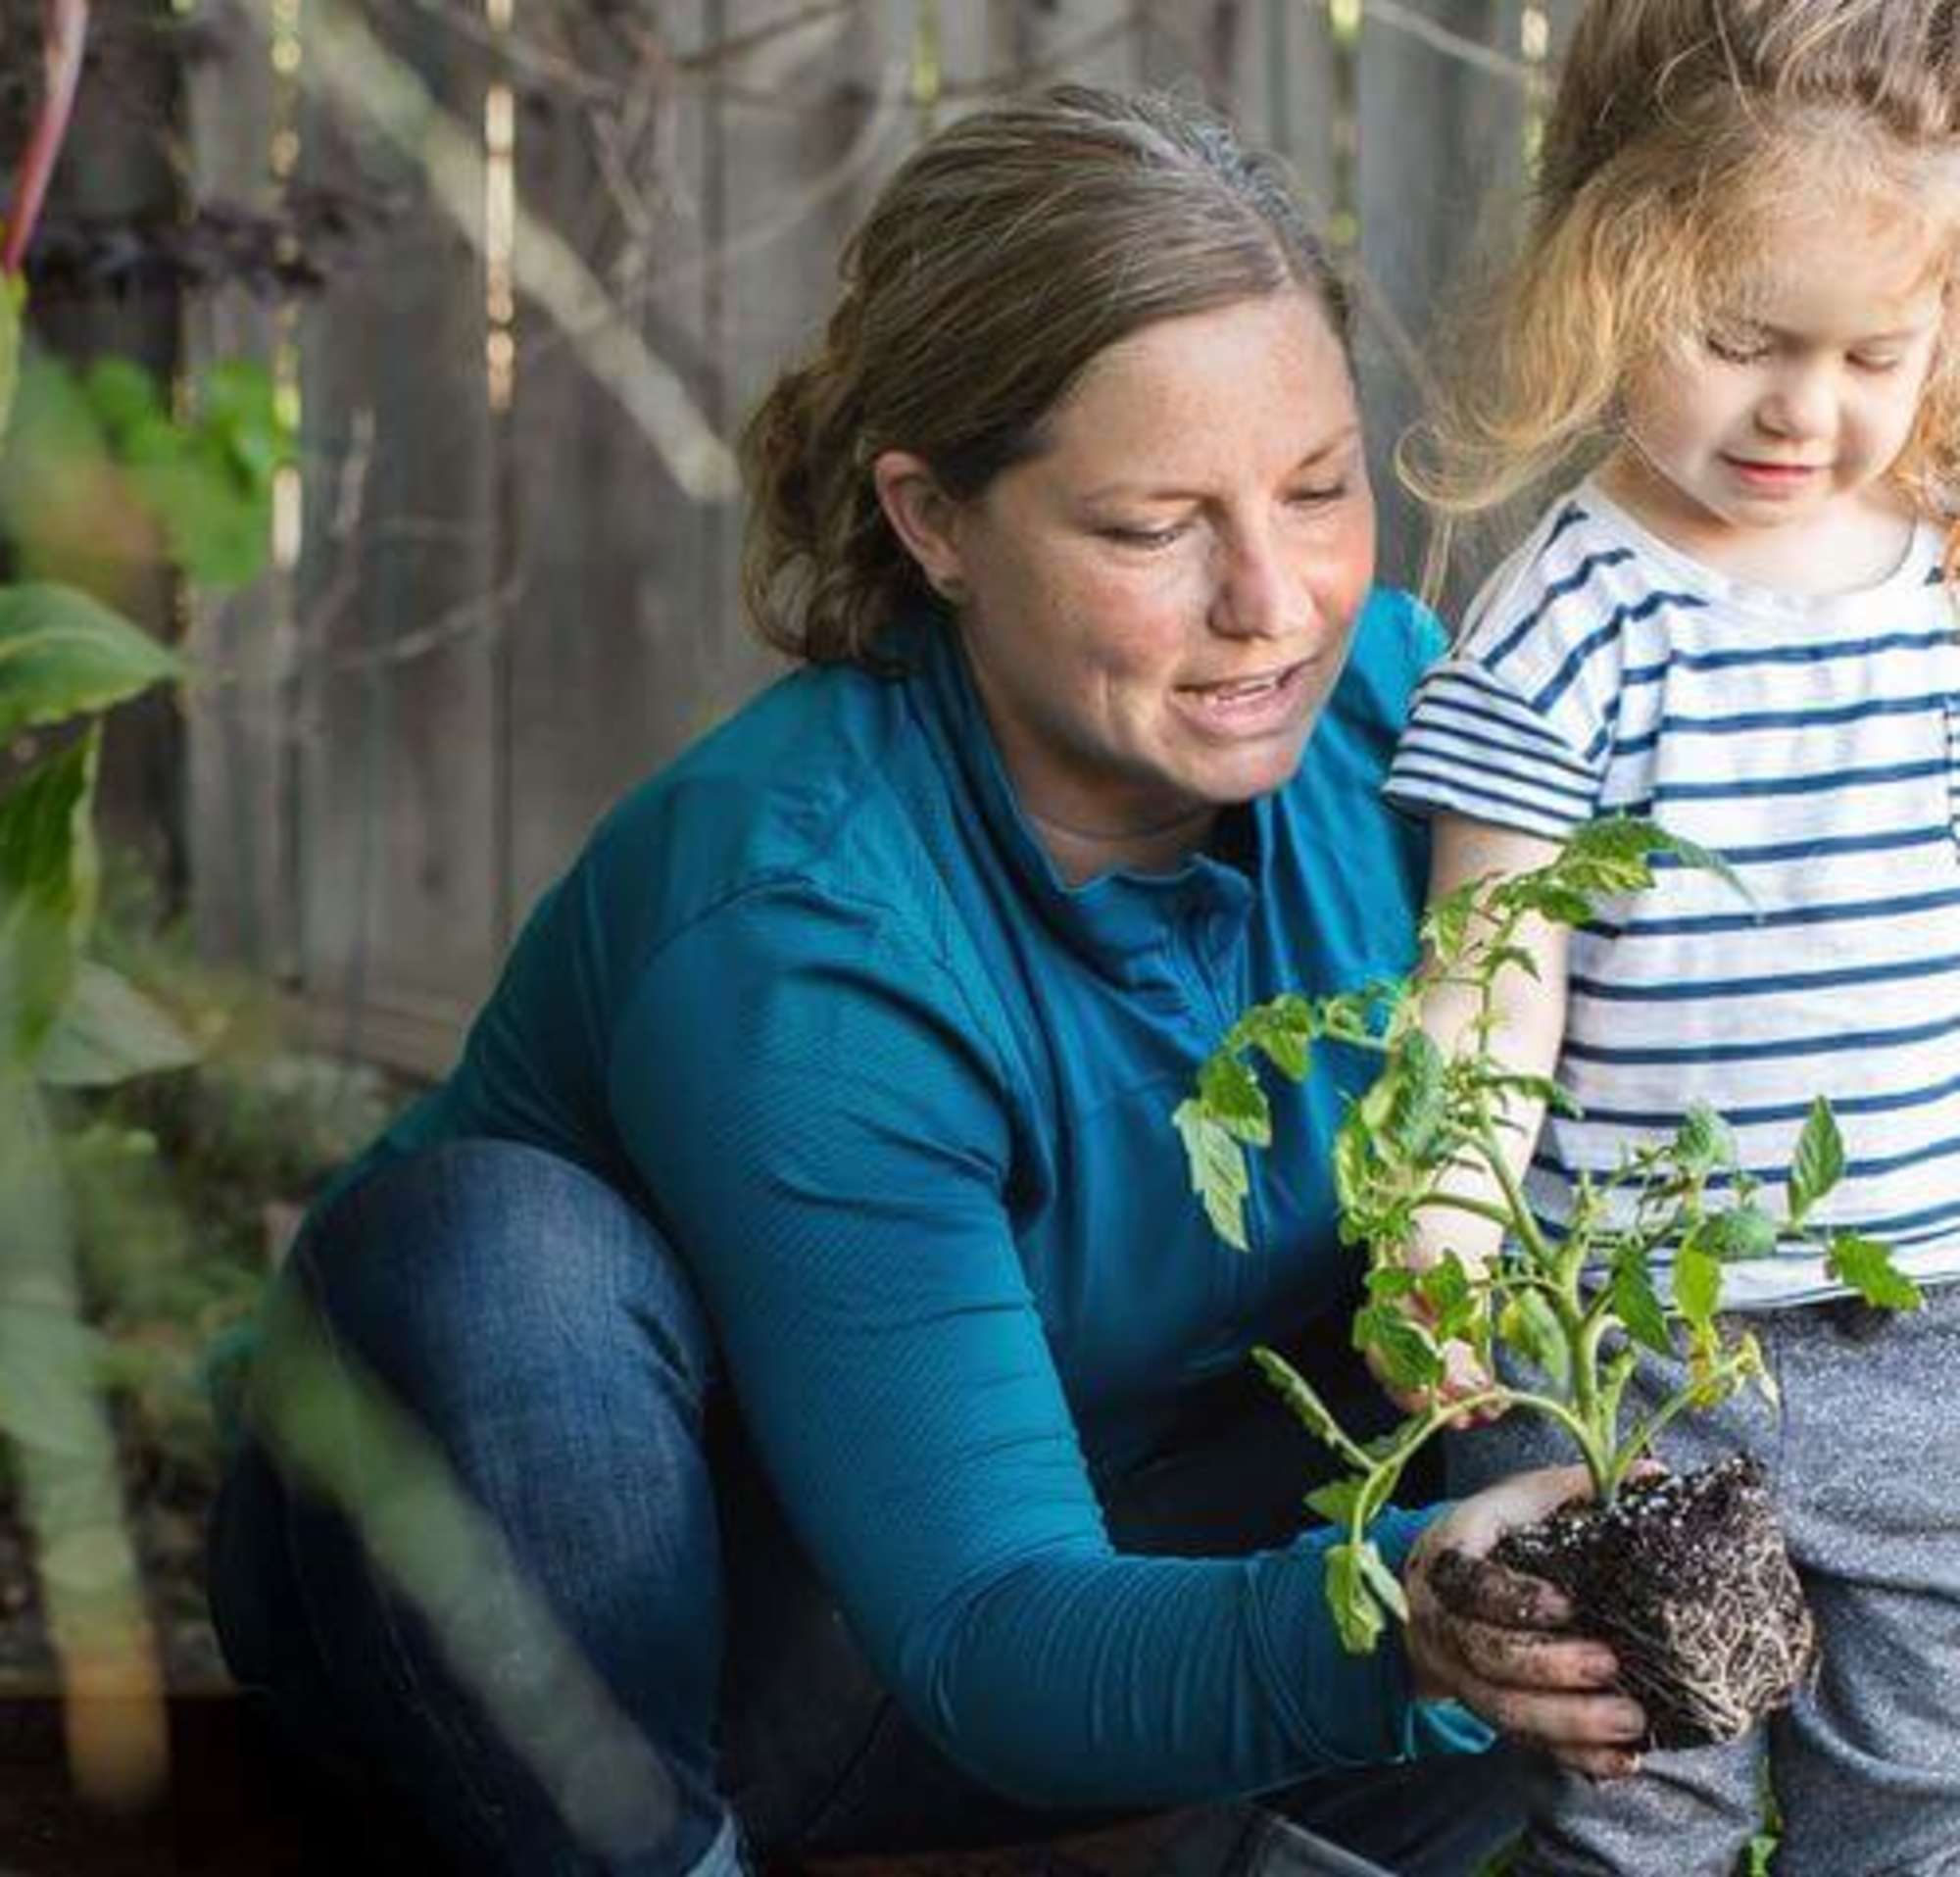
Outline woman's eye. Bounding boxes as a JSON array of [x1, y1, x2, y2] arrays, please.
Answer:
[[1100, 522, 1183, 549], [1849, 351, 1903, 373], [1288, 482, 1349, 508]]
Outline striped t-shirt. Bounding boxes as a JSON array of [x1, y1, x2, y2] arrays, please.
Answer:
[[1386, 479, 1960, 1307]]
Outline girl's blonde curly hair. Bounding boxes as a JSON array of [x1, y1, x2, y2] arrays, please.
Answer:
[[1403, 0, 1960, 547]]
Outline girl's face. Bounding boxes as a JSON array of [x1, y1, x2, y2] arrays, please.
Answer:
[[884, 292, 1377, 876], [1606, 204, 1947, 589]]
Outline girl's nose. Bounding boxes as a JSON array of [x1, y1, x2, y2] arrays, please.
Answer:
[[1756, 365, 1835, 439]]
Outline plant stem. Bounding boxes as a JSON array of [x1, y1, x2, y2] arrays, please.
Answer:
[[1606, 1354, 1753, 1497], [2, 0, 89, 278], [1409, 1190, 1517, 1233]]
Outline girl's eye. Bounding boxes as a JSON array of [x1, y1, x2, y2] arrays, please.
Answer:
[[1849, 351, 1903, 373], [1706, 332, 1770, 365]]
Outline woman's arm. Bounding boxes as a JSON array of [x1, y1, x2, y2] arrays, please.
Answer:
[[611, 882, 1634, 1803]]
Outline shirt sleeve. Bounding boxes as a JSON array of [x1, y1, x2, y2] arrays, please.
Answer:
[[607, 880, 1482, 1808], [1383, 570, 1612, 841]]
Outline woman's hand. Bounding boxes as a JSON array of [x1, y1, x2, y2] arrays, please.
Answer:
[[1401, 1464, 1647, 1780]]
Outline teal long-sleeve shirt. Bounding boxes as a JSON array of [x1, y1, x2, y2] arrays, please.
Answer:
[[366, 590, 1487, 1805]]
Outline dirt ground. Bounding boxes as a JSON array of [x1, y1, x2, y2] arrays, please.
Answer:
[[0, 1510, 1183, 1877], [1, 1689, 1192, 1877]]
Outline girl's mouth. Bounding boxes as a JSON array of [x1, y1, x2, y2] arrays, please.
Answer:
[[1724, 457, 1826, 493]]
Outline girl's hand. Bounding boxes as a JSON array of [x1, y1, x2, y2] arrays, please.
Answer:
[[1366, 1325, 1502, 1426], [1365, 1260, 1505, 1428], [1402, 1464, 1646, 1780]]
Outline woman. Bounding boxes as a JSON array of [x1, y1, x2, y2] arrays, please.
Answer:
[[209, 86, 1645, 1877]]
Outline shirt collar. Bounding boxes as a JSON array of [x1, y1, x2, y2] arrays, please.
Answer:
[[900, 609, 1259, 982]]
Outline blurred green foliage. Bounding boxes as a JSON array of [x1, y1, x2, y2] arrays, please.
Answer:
[[48, 856, 402, 1503], [0, 345, 287, 596]]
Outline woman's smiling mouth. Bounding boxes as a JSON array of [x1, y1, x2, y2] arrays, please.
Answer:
[[1176, 659, 1315, 734]]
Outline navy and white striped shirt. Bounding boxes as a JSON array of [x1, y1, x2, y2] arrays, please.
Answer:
[[1387, 480, 1960, 1306]]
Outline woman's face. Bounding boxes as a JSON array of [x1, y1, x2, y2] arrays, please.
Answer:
[[894, 292, 1376, 867]]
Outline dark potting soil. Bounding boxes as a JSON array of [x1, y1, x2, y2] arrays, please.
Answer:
[[1489, 1455, 1815, 1751]]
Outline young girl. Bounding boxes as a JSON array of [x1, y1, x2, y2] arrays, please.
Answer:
[[1380, 3, 1960, 1871]]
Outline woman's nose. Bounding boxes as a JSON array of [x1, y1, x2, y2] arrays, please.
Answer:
[[1209, 528, 1294, 639]]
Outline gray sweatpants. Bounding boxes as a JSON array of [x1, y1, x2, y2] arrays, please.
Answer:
[[1447, 1283, 1960, 1877]]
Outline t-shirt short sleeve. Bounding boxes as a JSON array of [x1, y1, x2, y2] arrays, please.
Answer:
[[1383, 519, 1624, 840]]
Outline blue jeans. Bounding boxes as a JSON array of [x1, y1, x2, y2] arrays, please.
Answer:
[[208, 1140, 1525, 1876]]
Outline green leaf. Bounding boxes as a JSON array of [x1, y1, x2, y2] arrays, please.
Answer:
[[1304, 1476, 1366, 1527], [1353, 1303, 1444, 1391], [1563, 814, 1671, 869], [1694, 1203, 1777, 1262], [1510, 881, 1595, 928], [1558, 815, 1738, 898], [1825, 1233, 1923, 1312], [1325, 1541, 1390, 1654], [1197, 1052, 1272, 1146], [1252, 1346, 1361, 1461], [1421, 885, 1475, 966], [1384, 1029, 1447, 1157], [78, 356, 283, 588], [1496, 1288, 1571, 1386], [1237, 996, 1314, 1081], [1638, 824, 1749, 903], [129, 446, 264, 587], [1672, 1244, 1723, 1331], [1172, 1099, 1251, 1250], [1610, 1251, 1674, 1358], [1313, 983, 1392, 1046], [1672, 1103, 1734, 1176], [0, 733, 99, 1066], [1417, 1255, 1475, 1337], [1788, 1099, 1844, 1226], [1332, 1111, 1375, 1216], [1366, 1264, 1420, 1303], [81, 356, 164, 444], [0, 582, 182, 741], [202, 358, 287, 494], [1355, 1541, 1410, 1622], [35, 960, 199, 1086]]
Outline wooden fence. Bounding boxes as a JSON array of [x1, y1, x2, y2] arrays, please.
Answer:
[[178, 0, 1588, 1075]]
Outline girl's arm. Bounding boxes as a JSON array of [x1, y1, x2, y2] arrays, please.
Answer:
[[1376, 813, 1571, 1415], [1410, 812, 1571, 1269]]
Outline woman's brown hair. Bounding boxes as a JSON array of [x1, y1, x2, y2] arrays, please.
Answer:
[[739, 84, 1350, 667]]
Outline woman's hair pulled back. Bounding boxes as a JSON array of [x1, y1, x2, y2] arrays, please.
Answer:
[[1407, 0, 1960, 523], [740, 84, 1348, 666]]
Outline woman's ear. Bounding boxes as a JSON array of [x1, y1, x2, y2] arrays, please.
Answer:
[[872, 451, 969, 604]]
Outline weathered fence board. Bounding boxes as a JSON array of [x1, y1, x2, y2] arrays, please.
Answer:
[[183, 0, 1567, 1075], [291, 0, 505, 1061], [185, 0, 290, 982], [1356, 0, 1532, 594]]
